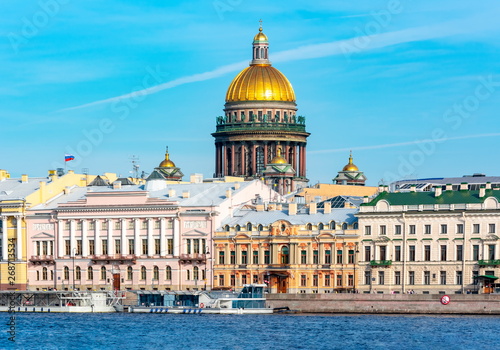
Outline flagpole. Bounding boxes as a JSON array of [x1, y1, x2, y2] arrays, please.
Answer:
[[64, 154, 67, 174]]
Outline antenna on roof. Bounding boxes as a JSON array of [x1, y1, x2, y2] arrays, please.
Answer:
[[129, 155, 140, 179]]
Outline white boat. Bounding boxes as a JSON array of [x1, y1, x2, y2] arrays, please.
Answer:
[[129, 284, 273, 314], [0, 291, 123, 313]]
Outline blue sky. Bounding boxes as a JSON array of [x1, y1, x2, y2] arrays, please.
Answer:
[[1, 0, 500, 185]]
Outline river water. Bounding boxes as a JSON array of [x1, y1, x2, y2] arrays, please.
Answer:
[[2, 313, 500, 349]]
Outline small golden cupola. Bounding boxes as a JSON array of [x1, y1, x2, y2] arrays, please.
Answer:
[[342, 151, 359, 172], [159, 147, 176, 168], [270, 147, 288, 164]]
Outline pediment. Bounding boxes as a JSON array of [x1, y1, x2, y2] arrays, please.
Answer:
[[32, 232, 54, 239], [183, 229, 207, 236]]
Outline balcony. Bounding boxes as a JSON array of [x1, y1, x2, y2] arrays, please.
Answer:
[[179, 253, 207, 264], [89, 254, 136, 264], [478, 259, 500, 266], [29, 255, 55, 265], [370, 260, 392, 267]]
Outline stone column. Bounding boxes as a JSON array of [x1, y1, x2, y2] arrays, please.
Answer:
[[160, 218, 166, 257], [69, 219, 76, 257], [134, 219, 140, 256], [319, 242, 325, 265], [240, 143, 245, 176], [263, 142, 268, 166], [252, 143, 257, 175], [94, 220, 101, 255], [307, 243, 313, 265], [107, 219, 113, 255], [1, 216, 8, 260], [57, 220, 64, 258], [121, 219, 126, 255], [147, 219, 154, 257], [15, 216, 22, 260], [82, 219, 88, 257], [173, 218, 180, 257], [230, 144, 235, 176]]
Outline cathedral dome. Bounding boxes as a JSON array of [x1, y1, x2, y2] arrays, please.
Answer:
[[159, 147, 176, 168], [342, 152, 359, 172]]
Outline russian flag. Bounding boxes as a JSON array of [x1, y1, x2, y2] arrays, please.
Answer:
[[65, 154, 75, 162]]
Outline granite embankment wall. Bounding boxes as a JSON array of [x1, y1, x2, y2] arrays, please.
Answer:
[[267, 293, 500, 315]]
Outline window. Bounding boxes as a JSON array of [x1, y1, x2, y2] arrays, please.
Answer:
[[456, 224, 464, 234], [424, 271, 430, 285], [394, 271, 401, 285], [440, 271, 446, 285], [128, 220, 134, 229], [257, 224, 263, 231], [64, 221, 70, 230], [489, 224, 496, 234], [300, 274, 307, 287], [312, 275, 318, 287], [379, 246, 386, 261], [306, 223, 312, 230], [264, 251, 270, 264], [300, 250, 307, 264], [394, 246, 401, 262], [219, 251, 225, 264], [115, 239, 121, 255], [142, 221, 147, 229], [348, 250, 355, 264], [336, 274, 342, 287], [409, 225, 416, 235], [378, 271, 385, 285], [325, 274, 331, 287], [456, 271, 463, 285], [318, 223, 324, 230], [348, 274, 354, 287], [246, 223, 252, 231], [409, 246, 416, 261], [101, 266, 106, 280], [253, 274, 258, 283], [424, 245, 431, 261], [342, 223, 348, 230], [242, 274, 247, 285], [230, 274, 235, 286], [313, 250, 319, 264], [230, 251, 236, 264], [336, 250, 343, 264], [325, 250, 331, 264], [219, 275, 225, 286], [235, 225, 241, 232], [440, 224, 448, 234], [115, 221, 121, 230], [186, 239, 191, 254], [364, 246, 371, 262], [473, 224, 480, 234], [365, 226, 372, 235], [167, 239, 173, 255], [129, 239, 135, 255], [76, 240, 82, 255], [101, 221, 108, 230], [353, 223, 359, 230], [42, 267, 48, 280], [127, 267, 133, 280], [242, 250, 248, 264], [424, 225, 431, 234], [89, 222, 95, 230], [76, 266, 81, 280], [395, 225, 402, 235], [488, 245, 496, 260], [440, 245, 447, 261], [87, 267, 93, 280], [142, 239, 148, 255], [154, 220, 160, 229], [155, 239, 160, 255], [141, 266, 146, 280], [380, 225, 387, 235], [473, 245, 480, 261], [456, 245, 463, 261], [193, 266, 199, 280], [166, 266, 172, 280], [365, 271, 371, 285], [167, 220, 173, 229], [65, 240, 70, 256], [408, 271, 415, 285], [89, 240, 95, 256], [253, 251, 259, 264], [280, 246, 289, 264], [472, 270, 479, 284], [330, 221, 336, 230], [194, 239, 200, 254], [102, 239, 108, 255], [152, 266, 159, 280]]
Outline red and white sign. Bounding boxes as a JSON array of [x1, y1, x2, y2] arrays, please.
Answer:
[[440, 295, 450, 305]]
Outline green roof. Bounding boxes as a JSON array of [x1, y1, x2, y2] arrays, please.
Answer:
[[362, 189, 500, 206], [474, 275, 498, 280]]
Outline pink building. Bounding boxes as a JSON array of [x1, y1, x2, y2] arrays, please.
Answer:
[[26, 178, 277, 291]]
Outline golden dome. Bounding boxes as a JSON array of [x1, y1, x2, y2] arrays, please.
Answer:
[[159, 148, 176, 168], [226, 65, 296, 102], [253, 27, 268, 42], [342, 152, 359, 172], [270, 147, 288, 164]]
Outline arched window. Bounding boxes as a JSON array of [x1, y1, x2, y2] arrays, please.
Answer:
[[187, 270, 191, 280], [88, 267, 93, 280], [225, 225, 230, 232], [342, 223, 348, 230], [141, 266, 146, 280], [246, 222, 252, 231], [166, 266, 172, 280], [318, 223, 324, 230], [75, 266, 81, 280], [353, 222, 359, 229], [258, 224, 263, 231], [235, 225, 241, 232], [194, 266, 199, 280], [306, 223, 312, 230], [281, 246, 289, 264], [64, 266, 69, 280], [127, 266, 133, 280], [153, 266, 159, 280], [36, 270, 40, 281], [42, 267, 48, 281], [330, 221, 336, 230], [100, 266, 106, 280], [50, 270, 54, 281]]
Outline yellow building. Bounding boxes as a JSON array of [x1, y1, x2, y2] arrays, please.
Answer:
[[213, 202, 360, 293], [0, 169, 114, 290]]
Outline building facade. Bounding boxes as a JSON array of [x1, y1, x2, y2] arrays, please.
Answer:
[[213, 202, 360, 293], [357, 185, 500, 294]]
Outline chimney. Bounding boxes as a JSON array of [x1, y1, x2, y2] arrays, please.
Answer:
[[288, 203, 297, 216], [226, 189, 232, 199], [446, 184, 452, 191], [434, 186, 442, 197], [234, 183, 240, 190], [182, 191, 190, 199], [363, 196, 369, 203], [309, 202, 317, 214], [113, 181, 122, 190], [0, 170, 7, 181], [21, 174, 28, 183], [485, 182, 492, 190], [324, 202, 331, 214], [410, 184, 416, 192], [378, 185, 385, 193], [168, 189, 176, 198], [256, 204, 265, 212], [190, 174, 203, 183], [479, 185, 486, 198], [460, 182, 468, 191]]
